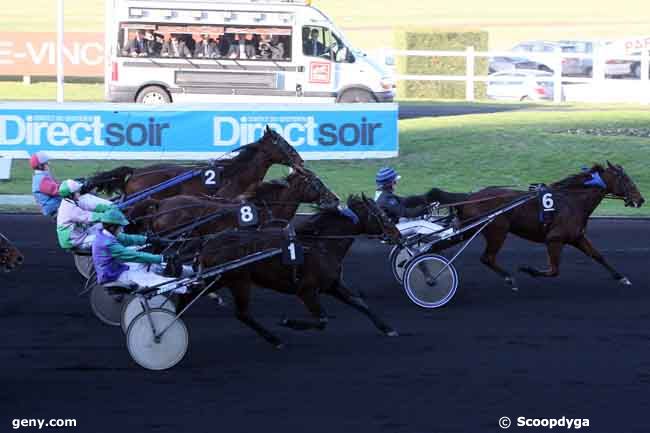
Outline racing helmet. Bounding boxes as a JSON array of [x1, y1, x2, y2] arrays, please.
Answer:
[[30, 151, 50, 170], [100, 208, 130, 226], [59, 179, 83, 198], [375, 167, 401, 187]]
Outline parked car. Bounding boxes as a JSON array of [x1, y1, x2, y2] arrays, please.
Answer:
[[558, 40, 594, 76], [510, 41, 559, 73], [486, 70, 554, 101], [488, 56, 548, 73]]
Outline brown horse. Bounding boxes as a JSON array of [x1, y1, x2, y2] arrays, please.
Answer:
[[84, 127, 305, 200], [457, 162, 644, 290], [0, 232, 23, 272], [127, 168, 340, 238], [198, 195, 402, 348]]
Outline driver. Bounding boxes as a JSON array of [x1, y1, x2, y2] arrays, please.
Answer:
[[375, 167, 429, 223], [30, 151, 62, 218], [92, 208, 184, 292], [56, 179, 114, 250]]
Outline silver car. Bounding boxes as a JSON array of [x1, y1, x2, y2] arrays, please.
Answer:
[[486, 70, 554, 101]]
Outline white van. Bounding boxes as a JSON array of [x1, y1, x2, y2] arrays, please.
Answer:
[[105, 0, 395, 103]]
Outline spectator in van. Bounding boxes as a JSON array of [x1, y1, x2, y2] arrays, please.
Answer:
[[124, 30, 151, 57], [226, 33, 257, 59], [259, 34, 285, 60], [194, 33, 219, 58], [161, 34, 192, 58], [303, 28, 325, 57]]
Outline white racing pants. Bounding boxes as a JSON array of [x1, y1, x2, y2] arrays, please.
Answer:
[[116, 263, 194, 294], [396, 219, 455, 238]]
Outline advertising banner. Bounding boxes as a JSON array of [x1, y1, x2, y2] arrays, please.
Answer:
[[0, 102, 398, 160], [0, 32, 104, 77]]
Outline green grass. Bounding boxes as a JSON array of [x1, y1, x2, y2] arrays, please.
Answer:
[[0, 82, 104, 101], [3, 0, 650, 50], [2, 109, 648, 215]]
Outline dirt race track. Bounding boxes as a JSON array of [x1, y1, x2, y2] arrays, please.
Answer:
[[1, 215, 649, 433]]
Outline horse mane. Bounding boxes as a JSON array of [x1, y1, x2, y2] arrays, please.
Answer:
[[296, 195, 359, 235], [551, 164, 605, 189], [220, 141, 261, 177]]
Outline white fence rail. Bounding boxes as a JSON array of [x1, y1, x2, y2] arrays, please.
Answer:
[[390, 47, 650, 104]]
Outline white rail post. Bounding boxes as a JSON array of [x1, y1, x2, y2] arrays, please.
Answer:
[[641, 50, 649, 105], [553, 46, 562, 103], [465, 46, 475, 101], [56, 0, 65, 103]]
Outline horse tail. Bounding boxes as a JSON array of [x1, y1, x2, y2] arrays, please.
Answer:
[[85, 166, 134, 195]]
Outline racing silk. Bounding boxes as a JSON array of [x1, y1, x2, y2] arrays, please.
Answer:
[[92, 229, 162, 284], [376, 189, 428, 223], [32, 170, 61, 216], [56, 195, 113, 249]]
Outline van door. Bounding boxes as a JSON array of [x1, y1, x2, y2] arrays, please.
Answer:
[[300, 25, 338, 100]]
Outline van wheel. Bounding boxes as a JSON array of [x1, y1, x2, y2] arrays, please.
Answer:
[[339, 88, 377, 103], [632, 64, 641, 78], [136, 86, 171, 104]]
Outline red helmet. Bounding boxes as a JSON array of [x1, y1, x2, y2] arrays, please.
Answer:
[[30, 152, 50, 170]]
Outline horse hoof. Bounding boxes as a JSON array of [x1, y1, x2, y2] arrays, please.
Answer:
[[279, 317, 290, 327], [511, 286, 519, 292], [619, 277, 632, 286], [274, 342, 286, 350], [385, 330, 399, 337]]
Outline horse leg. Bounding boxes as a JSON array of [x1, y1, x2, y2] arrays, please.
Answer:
[[279, 287, 329, 331], [327, 279, 398, 337], [229, 280, 284, 349], [571, 236, 631, 286], [519, 240, 564, 278], [479, 225, 518, 291]]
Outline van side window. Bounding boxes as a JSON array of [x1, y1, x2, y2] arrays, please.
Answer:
[[303, 26, 328, 57]]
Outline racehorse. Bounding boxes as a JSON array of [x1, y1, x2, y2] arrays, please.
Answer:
[[127, 168, 340, 238], [0, 232, 24, 272], [198, 195, 402, 348], [84, 127, 305, 200], [457, 162, 644, 290]]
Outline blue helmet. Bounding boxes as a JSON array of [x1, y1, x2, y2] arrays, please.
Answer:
[[376, 167, 400, 187]]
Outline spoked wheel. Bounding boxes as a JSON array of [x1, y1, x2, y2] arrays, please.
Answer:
[[389, 245, 418, 283], [121, 295, 177, 334], [73, 254, 93, 279], [126, 309, 189, 371], [403, 254, 459, 309], [90, 284, 133, 327]]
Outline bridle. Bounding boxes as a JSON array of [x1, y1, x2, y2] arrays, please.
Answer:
[[606, 166, 635, 206], [359, 198, 399, 243]]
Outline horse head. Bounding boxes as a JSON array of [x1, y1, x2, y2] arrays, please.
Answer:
[[260, 126, 305, 171], [347, 194, 401, 243], [602, 161, 645, 208], [286, 168, 340, 210], [0, 232, 24, 273]]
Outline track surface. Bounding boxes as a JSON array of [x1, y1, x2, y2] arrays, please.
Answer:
[[1, 215, 649, 433]]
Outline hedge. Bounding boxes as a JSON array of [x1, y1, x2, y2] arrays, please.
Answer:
[[395, 29, 489, 99]]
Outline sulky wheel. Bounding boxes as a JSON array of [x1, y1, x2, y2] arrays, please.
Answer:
[[389, 245, 417, 284], [90, 284, 132, 327], [403, 254, 458, 309], [126, 309, 188, 371], [121, 295, 177, 334], [73, 254, 94, 280]]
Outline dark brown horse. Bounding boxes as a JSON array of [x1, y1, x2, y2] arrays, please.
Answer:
[[0, 232, 23, 272], [457, 162, 644, 290], [127, 168, 340, 238], [84, 127, 305, 200], [198, 195, 402, 348]]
